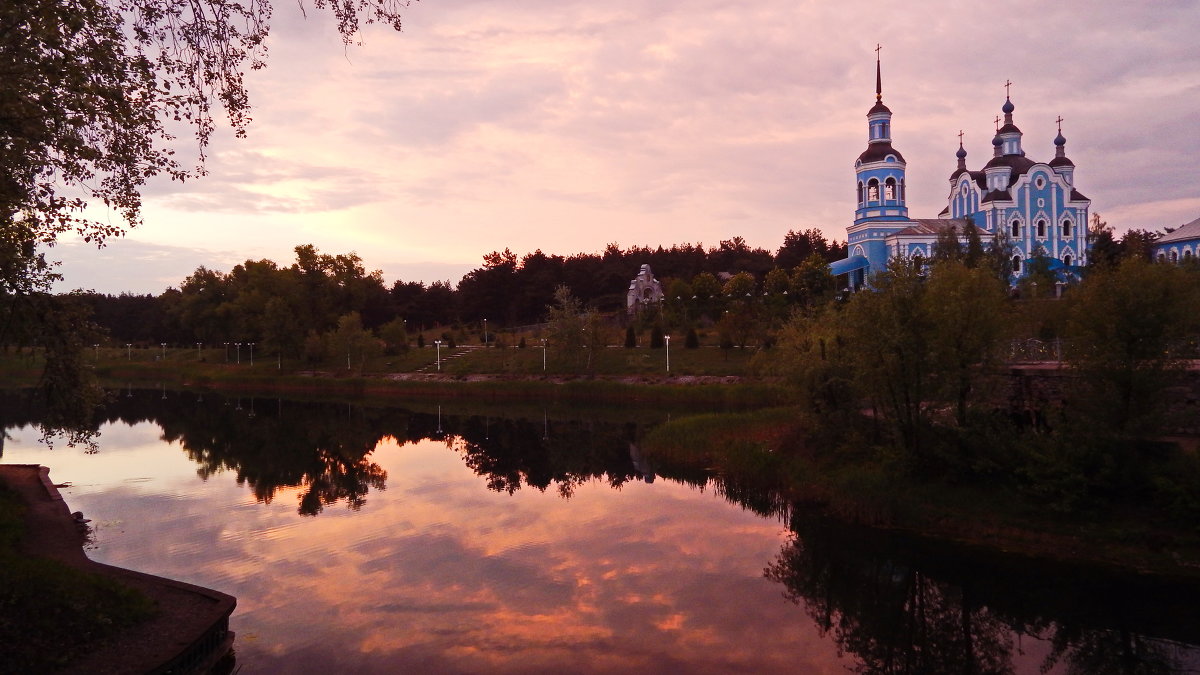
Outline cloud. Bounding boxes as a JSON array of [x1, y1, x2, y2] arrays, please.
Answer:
[[52, 0, 1200, 293]]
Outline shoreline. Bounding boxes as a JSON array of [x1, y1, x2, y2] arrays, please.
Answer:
[[0, 464, 236, 674]]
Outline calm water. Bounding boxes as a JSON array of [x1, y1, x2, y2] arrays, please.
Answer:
[[3, 389, 1200, 674]]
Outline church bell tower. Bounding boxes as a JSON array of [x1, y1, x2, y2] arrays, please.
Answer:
[[854, 46, 908, 225]]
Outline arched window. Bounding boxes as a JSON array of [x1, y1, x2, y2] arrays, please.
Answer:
[[1012, 255, 1022, 273], [1186, 250, 1195, 261], [884, 177, 896, 201], [1011, 220, 1021, 237], [1062, 220, 1072, 237], [1170, 250, 1178, 263], [1158, 253, 1167, 263], [1063, 254, 1073, 267], [900, 178, 906, 201], [858, 181, 864, 205], [867, 179, 879, 203], [1037, 220, 1046, 238]]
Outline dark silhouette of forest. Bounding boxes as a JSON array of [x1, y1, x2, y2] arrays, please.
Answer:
[[57, 231, 844, 349]]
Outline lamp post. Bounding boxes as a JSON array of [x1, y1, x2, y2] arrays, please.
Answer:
[[665, 335, 670, 373], [93, 344, 99, 360], [234, 342, 242, 365], [248, 342, 255, 366], [483, 318, 488, 346], [540, 339, 547, 371], [196, 342, 202, 360], [223, 342, 229, 362], [125, 343, 132, 360], [434, 340, 442, 371], [160, 342, 167, 359]]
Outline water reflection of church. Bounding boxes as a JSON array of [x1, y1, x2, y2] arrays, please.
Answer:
[[831, 54, 1091, 288]]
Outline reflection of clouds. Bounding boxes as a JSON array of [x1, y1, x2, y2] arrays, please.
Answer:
[[10, 426, 842, 673]]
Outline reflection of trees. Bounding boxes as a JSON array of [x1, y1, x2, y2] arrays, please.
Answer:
[[450, 417, 647, 498], [1044, 627, 1182, 675], [765, 524, 1013, 674], [148, 395, 393, 516], [764, 519, 1199, 674], [0, 390, 663, 511]]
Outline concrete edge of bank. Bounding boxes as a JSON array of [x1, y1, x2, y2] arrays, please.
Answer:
[[1, 464, 236, 674]]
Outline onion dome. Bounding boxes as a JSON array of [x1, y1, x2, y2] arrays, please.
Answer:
[[1002, 97, 1015, 114], [1050, 120, 1074, 168], [951, 138, 969, 180]]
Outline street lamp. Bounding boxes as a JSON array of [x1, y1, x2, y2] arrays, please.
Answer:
[[196, 342, 202, 360], [540, 338, 547, 371], [483, 318, 488, 346], [93, 343, 99, 360], [160, 342, 167, 359], [125, 343, 132, 360], [234, 342, 242, 365], [249, 342, 255, 366], [665, 335, 671, 373], [434, 340, 442, 371]]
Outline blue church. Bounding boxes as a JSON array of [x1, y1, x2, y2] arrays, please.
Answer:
[[831, 56, 1091, 288], [1152, 215, 1200, 264]]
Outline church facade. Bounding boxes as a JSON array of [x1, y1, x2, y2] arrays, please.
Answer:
[[1153, 215, 1200, 264], [831, 59, 1091, 288]]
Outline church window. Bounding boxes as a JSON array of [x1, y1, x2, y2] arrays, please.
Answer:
[[858, 181, 864, 205], [1170, 250, 1178, 263], [1036, 176, 1046, 189], [1062, 220, 1072, 237], [1063, 254, 1073, 267], [1037, 220, 1046, 238], [1185, 250, 1194, 260], [1010, 220, 1021, 237], [1012, 255, 1022, 273], [900, 178, 905, 201], [1158, 253, 1167, 263], [868, 179, 879, 203], [884, 178, 896, 201]]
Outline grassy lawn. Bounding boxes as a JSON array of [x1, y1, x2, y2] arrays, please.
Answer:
[[48, 342, 762, 379]]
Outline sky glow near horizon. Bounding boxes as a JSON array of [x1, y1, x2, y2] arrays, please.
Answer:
[[52, 0, 1200, 295]]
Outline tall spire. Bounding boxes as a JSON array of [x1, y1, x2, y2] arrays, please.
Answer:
[[875, 43, 882, 102]]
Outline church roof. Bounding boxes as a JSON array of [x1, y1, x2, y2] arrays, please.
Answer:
[[998, 123, 1021, 134], [1069, 188, 1089, 201], [981, 189, 1012, 203], [1156, 215, 1200, 244], [892, 218, 971, 236], [983, 153, 1036, 174], [1049, 155, 1075, 168], [868, 100, 892, 115], [857, 141, 905, 164]]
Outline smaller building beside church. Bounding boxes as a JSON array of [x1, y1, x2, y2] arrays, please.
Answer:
[[626, 264, 664, 314], [1153, 216, 1200, 263]]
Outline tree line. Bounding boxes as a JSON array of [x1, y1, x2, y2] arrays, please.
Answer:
[[45, 230, 846, 353]]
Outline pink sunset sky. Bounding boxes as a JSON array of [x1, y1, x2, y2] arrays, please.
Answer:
[[54, 0, 1200, 294]]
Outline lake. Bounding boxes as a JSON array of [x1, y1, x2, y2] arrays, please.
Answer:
[[3, 389, 1199, 673]]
